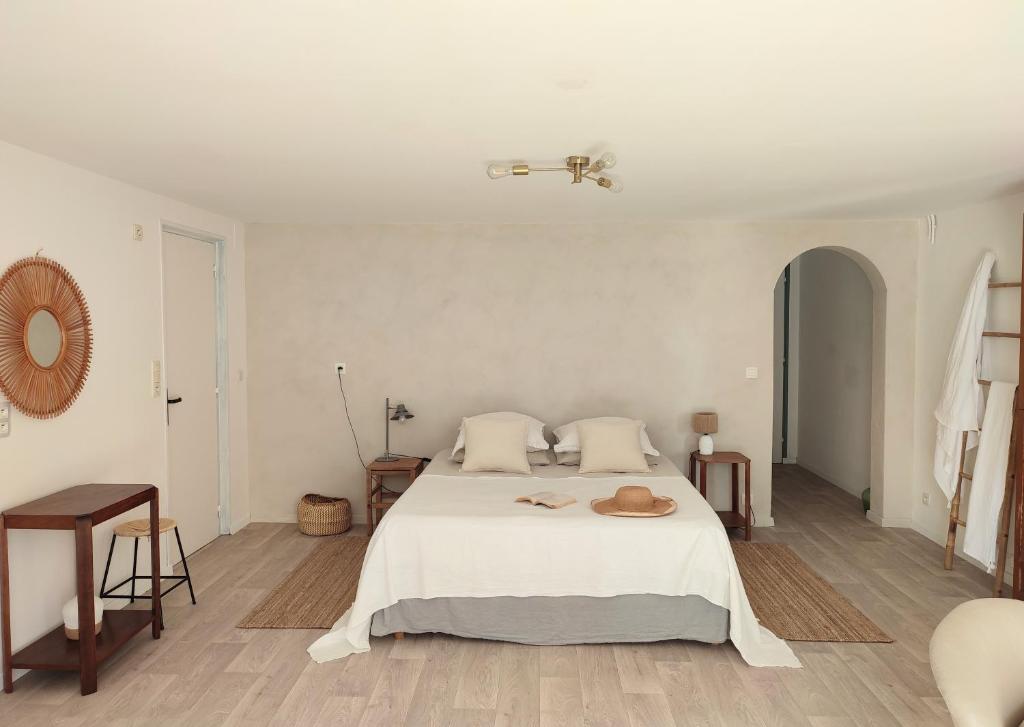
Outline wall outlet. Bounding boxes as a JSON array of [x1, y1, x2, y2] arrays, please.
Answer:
[[335, 362, 347, 375], [745, 366, 759, 379], [0, 421, 9, 438], [922, 492, 930, 506], [0, 401, 9, 421], [132, 223, 144, 241]]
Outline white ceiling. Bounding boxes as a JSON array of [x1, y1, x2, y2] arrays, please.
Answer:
[[1, 2, 1022, 223]]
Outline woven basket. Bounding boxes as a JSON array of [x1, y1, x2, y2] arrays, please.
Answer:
[[297, 494, 352, 536]]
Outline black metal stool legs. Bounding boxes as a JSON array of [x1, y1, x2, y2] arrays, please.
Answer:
[[130, 538, 139, 603], [98, 528, 197, 615], [173, 527, 197, 605], [99, 534, 116, 598]]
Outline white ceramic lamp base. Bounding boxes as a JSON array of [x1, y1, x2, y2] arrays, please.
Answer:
[[698, 434, 715, 456], [62, 596, 104, 641]]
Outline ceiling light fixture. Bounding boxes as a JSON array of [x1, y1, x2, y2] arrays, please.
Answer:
[[486, 153, 622, 193]]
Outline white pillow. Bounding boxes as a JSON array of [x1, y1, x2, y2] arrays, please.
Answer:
[[577, 419, 651, 474], [451, 412, 549, 458], [453, 449, 552, 466], [555, 450, 657, 467], [553, 417, 659, 456], [461, 418, 531, 474]]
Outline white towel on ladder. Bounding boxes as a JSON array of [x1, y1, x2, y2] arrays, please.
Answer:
[[963, 381, 1014, 572], [933, 251, 995, 504]]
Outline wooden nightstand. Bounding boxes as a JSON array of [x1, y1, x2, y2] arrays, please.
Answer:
[[689, 450, 752, 541], [366, 457, 425, 536]]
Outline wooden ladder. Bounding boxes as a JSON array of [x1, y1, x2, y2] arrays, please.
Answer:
[[944, 223, 1024, 600], [944, 409, 1018, 596]]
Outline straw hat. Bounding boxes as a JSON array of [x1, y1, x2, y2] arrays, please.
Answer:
[[591, 485, 677, 517]]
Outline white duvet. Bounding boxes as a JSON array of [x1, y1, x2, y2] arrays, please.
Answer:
[[307, 453, 800, 668]]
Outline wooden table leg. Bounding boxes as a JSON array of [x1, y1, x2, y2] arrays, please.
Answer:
[[689, 455, 695, 487], [1, 514, 12, 693], [699, 462, 707, 499], [731, 464, 739, 516], [75, 516, 97, 695], [150, 493, 161, 640], [744, 462, 752, 542], [365, 470, 373, 537]]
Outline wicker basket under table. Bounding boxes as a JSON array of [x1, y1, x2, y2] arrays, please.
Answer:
[[297, 494, 352, 536]]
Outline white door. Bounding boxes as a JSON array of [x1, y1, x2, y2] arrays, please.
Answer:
[[163, 231, 221, 558]]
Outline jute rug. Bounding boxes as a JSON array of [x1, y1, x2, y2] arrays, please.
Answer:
[[239, 535, 890, 642], [732, 542, 892, 643], [238, 536, 368, 629]]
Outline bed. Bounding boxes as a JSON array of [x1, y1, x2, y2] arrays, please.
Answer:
[[307, 452, 799, 668]]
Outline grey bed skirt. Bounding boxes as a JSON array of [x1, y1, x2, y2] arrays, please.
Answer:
[[369, 594, 730, 646]]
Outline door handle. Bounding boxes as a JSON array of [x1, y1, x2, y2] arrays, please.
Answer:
[[166, 395, 183, 425]]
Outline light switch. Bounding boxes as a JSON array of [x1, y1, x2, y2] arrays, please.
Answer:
[[745, 366, 759, 379], [151, 360, 162, 398]]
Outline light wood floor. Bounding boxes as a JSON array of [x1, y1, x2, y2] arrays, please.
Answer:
[[1, 465, 998, 726]]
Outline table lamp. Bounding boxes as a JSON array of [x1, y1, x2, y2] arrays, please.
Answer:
[[377, 398, 414, 462], [693, 412, 718, 456]]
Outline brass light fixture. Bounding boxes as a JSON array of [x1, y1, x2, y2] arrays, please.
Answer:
[[487, 153, 622, 192]]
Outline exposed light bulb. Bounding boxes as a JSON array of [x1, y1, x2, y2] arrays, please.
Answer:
[[589, 152, 618, 173], [487, 163, 512, 179], [608, 179, 623, 193], [597, 177, 623, 193]]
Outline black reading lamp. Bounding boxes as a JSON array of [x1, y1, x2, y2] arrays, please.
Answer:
[[376, 398, 414, 462]]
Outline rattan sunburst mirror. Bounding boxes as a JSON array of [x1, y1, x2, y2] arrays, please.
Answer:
[[0, 255, 93, 418]]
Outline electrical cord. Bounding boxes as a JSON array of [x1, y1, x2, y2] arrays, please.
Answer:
[[337, 371, 368, 468], [336, 372, 431, 467]]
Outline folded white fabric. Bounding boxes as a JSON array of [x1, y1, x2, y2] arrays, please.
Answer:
[[933, 252, 995, 504], [451, 411, 549, 457], [453, 449, 552, 466], [554, 417, 660, 456], [963, 381, 1015, 572]]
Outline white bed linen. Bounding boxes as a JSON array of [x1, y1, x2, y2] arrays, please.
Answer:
[[307, 452, 799, 668]]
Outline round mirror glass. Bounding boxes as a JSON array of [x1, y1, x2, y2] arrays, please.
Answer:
[[26, 309, 63, 368]]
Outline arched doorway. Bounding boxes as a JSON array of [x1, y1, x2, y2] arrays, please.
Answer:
[[772, 246, 886, 518]]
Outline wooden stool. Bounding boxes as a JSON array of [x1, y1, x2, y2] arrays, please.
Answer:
[[100, 517, 196, 612]]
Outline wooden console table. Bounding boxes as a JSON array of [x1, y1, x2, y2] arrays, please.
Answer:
[[1, 484, 161, 695]]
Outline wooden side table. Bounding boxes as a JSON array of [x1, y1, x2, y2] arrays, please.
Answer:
[[689, 451, 752, 541], [366, 457, 424, 536], [1, 484, 161, 695]]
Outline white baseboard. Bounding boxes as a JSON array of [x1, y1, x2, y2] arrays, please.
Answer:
[[253, 513, 298, 524], [797, 461, 864, 499], [230, 516, 251, 534], [754, 516, 775, 527], [866, 509, 913, 528], [782, 458, 798, 465], [253, 513, 368, 526]]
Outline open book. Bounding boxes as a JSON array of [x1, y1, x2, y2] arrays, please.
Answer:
[[515, 491, 577, 509]]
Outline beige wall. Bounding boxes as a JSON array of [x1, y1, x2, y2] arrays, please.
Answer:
[[246, 221, 921, 529], [912, 192, 1024, 573], [0, 141, 250, 669], [796, 249, 874, 497]]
